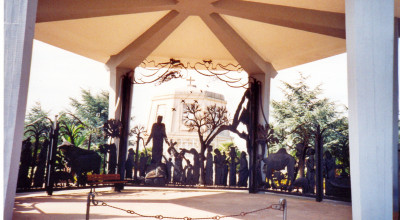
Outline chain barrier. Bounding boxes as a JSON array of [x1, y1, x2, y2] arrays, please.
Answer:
[[86, 192, 287, 220]]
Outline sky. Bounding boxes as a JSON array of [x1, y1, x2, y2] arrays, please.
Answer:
[[28, 40, 349, 120]]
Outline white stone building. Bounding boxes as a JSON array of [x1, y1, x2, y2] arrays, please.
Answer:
[[146, 84, 232, 155]]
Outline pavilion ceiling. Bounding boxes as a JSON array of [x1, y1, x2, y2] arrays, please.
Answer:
[[35, 0, 398, 75]]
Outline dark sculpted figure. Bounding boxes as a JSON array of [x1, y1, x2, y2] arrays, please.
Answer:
[[229, 147, 238, 186], [59, 141, 101, 186], [100, 143, 117, 174], [238, 151, 249, 187], [146, 116, 168, 164], [222, 152, 228, 186], [214, 149, 223, 185], [125, 148, 135, 179], [182, 148, 200, 185], [139, 153, 148, 177], [163, 156, 173, 183], [205, 146, 214, 185]]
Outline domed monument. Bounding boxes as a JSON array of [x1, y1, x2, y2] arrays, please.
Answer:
[[146, 80, 231, 154]]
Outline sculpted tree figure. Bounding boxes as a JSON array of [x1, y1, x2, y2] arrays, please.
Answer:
[[146, 116, 168, 164], [183, 103, 229, 185]]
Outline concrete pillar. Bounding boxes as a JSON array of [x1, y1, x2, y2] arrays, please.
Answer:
[[4, 1, 38, 219], [107, 65, 131, 120], [346, 1, 398, 219], [249, 73, 272, 189]]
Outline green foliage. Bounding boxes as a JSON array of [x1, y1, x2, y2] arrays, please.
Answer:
[[24, 102, 51, 139], [271, 74, 349, 177], [271, 74, 342, 151], [69, 89, 109, 146], [59, 121, 86, 147]]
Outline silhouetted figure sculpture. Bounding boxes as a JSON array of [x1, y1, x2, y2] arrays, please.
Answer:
[[182, 148, 200, 184], [324, 151, 336, 195], [238, 151, 249, 187], [33, 139, 49, 187], [262, 148, 296, 189], [222, 152, 228, 186], [185, 160, 195, 185], [214, 149, 223, 185], [173, 152, 184, 184], [205, 146, 214, 185], [306, 148, 316, 193], [58, 141, 101, 186], [229, 147, 238, 186], [163, 156, 173, 183], [125, 148, 135, 179], [139, 153, 148, 177], [146, 116, 168, 164], [108, 143, 117, 174], [18, 138, 32, 189]]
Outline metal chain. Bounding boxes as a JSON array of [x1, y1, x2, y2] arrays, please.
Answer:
[[92, 199, 283, 220]]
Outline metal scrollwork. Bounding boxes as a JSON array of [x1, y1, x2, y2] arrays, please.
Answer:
[[135, 59, 248, 88]]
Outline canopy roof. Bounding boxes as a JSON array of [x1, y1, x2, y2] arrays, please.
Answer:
[[34, 0, 400, 75]]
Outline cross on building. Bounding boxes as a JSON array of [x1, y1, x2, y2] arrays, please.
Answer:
[[186, 77, 195, 87]]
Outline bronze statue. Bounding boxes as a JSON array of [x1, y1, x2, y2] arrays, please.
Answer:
[[262, 148, 296, 189], [205, 146, 214, 185], [139, 152, 148, 177], [146, 116, 168, 164], [58, 141, 101, 186], [238, 151, 249, 187], [222, 152, 228, 186], [228, 146, 238, 186], [163, 156, 173, 183], [214, 149, 223, 185], [125, 148, 135, 179], [181, 148, 200, 185]]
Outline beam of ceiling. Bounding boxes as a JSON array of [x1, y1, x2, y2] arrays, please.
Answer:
[[36, 0, 177, 23], [201, 13, 276, 76], [107, 10, 187, 69], [212, 0, 346, 39]]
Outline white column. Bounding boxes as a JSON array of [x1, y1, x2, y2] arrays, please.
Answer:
[[346, 1, 398, 219], [106, 65, 131, 120], [251, 73, 272, 184], [4, 1, 38, 219]]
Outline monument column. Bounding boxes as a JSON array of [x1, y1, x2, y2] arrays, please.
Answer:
[[106, 65, 134, 187], [4, 1, 38, 219], [346, 1, 398, 219], [248, 73, 273, 192], [107, 66, 132, 120]]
